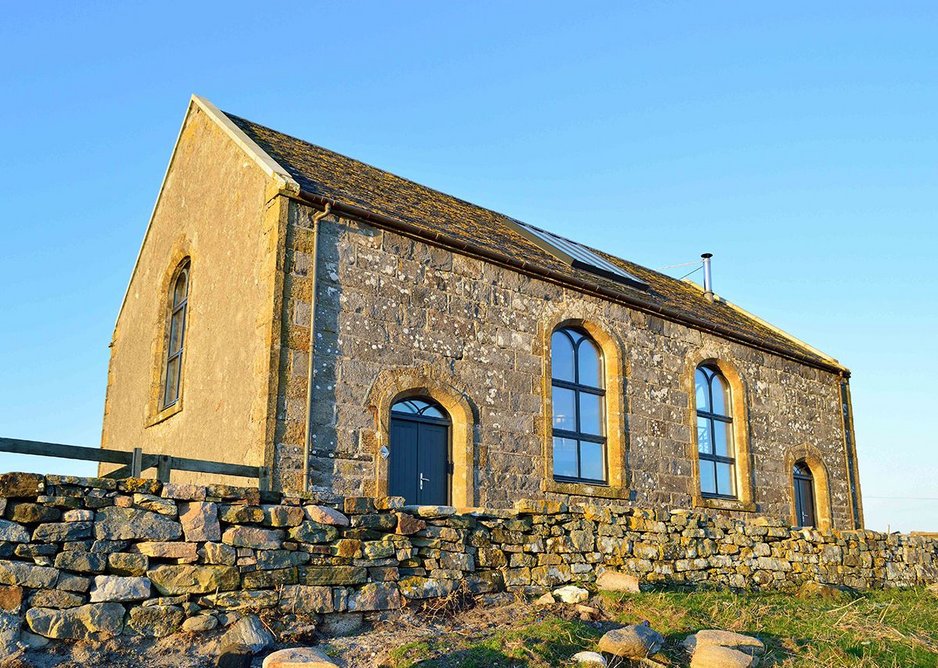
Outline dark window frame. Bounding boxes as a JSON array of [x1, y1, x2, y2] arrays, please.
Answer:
[[551, 327, 607, 485], [793, 461, 817, 528], [161, 261, 189, 410], [695, 365, 736, 499]]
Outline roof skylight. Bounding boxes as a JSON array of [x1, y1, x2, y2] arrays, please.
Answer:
[[510, 221, 648, 288]]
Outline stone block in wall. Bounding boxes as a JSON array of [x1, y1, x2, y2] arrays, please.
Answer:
[[0, 520, 30, 543], [279, 584, 333, 614], [94, 507, 182, 541], [26, 602, 125, 640], [54, 551, 107, 574], [147, 565, 239, 595], [127, 604, 185, 638], [179, 502, 221, 542], [137, 542, 199, 562], [89, 575, 151, 603], [201, 590, 280, 611], [107, 553, 148, 577], [222, 526, 285, 550], [219, 505, 265, 524], [300, 566, 367, 586], [0, 473, 44, 498], [304, 505, 350, 527], [7, 503, 60, 524], [289, 521, 339, 544], [33, 522, 93, 543], [29, 589, 84, 609], [0, 561, 58, 588], [347, 583, 401, 611]]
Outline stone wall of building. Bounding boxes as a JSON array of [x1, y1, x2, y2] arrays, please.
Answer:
[[273, 202, 860, 529], [0, 474, 929, 650]]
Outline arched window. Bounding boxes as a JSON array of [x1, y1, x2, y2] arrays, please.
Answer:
[[695, 365, 735, 497], [793, 461, 817, 528], [551, 327, 606, 483], [161, 260, 189, 409]]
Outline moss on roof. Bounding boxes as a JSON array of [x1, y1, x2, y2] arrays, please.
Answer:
[[226, 112, 845, 374]]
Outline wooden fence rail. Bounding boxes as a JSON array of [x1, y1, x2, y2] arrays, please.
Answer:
[[0, 437, 271, 491]]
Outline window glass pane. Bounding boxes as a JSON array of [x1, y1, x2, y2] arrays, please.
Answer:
[[551, 331, 575, 382], [712, 420, 733, 457], [696, 416, 712, 454], [164, 356, 180, 406], [695, 369, 710, 412], [552, 438, 578, 478], [699, 460, 716, 495], [578, 392, 604, 436], [579, 441, 605, 481], [710, 373, 730, 417], [577, 339, 603, 388], [169, 308, 185, 355], [173, 271, 188, 306], [552, 386, 576, 431], [715, 462, 735, 497]]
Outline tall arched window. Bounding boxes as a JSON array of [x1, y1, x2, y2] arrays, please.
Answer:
[[551, 327, 606, 483], [162, 260, 189, 409], [695, 365, 735, 497]]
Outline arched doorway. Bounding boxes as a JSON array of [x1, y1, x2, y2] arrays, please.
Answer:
[[389, 398, 451, 506], [793, 461, 817, 528]]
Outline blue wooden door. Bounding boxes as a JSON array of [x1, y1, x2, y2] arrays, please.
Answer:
[[389, 398, 450, 506]]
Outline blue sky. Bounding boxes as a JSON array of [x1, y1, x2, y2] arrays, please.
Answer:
[[0, 2, 934, 531]]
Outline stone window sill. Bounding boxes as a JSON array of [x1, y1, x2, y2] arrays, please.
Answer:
[[542, 478, 629, 500], [147, 400, 183, 428], [693, 495, 756, 513]]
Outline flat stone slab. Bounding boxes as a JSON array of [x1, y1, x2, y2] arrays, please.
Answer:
[[690, 644, 759, 668], [262, 647, 338, 667], [683, 629, 765, 655]]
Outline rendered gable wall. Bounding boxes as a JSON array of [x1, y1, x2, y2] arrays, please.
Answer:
[[100, 104, 280, 481]]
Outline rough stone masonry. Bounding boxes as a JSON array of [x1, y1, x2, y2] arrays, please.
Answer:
[[0, 472, 934, 650]]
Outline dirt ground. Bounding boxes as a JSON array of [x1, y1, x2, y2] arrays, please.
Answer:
[[0, 593, 556, 668]]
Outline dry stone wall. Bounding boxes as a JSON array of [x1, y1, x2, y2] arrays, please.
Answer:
[[0, 472, 933, 651]]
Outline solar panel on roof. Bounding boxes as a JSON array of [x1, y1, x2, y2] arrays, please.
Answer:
[[511, 221, 648, 288]]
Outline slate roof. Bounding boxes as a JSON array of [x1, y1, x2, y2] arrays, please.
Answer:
[[226, 112, 845, 374]]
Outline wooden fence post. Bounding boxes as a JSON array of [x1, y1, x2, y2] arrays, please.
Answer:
[[156, 455, 172, 483], [131, 448, 143, 478]]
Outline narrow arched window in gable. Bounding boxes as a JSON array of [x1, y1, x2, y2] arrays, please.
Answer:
[[162, 260, 190, 409], [695, 364, 735, 497], [551, 327, 606, 483]]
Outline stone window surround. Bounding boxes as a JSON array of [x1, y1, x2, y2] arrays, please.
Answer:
[[146, 243, 193, 427], [686, 354, 757, 512], [366, 366, 476, 508], [784, 445, 833, 532], [540, 316, 629, 500]]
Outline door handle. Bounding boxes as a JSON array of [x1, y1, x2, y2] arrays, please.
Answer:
[[419, 473, 430, 490]]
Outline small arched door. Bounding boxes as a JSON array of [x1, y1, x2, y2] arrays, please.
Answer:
[[793, 462, 817, 528], [389, 398, 450, 506]]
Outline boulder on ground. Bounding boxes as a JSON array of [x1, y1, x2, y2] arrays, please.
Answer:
[[596, 570, 641, 593], [534, 592, 555, 606], [216, 643, 253, 668], [682, 629, 765, 655], [597, 622, 664, 658], [552, 585, 589, 604], [572, 651, 607, 666], [690, 644, 759, 668], [262, 647, 338, 667], [183, 614, 219, 633]]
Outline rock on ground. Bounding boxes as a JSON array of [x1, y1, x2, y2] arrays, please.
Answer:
[[552, 585, 589, 604], [682, 629, 765, 655], [795, 581, 856, 601], [262, 647, 338, 667], [572, 650, 607, 666], [690, 644, 760, 668], [597, 622, 664, 658]]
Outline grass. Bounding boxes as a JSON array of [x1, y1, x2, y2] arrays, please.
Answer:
[[384, 588, 938, 667]]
